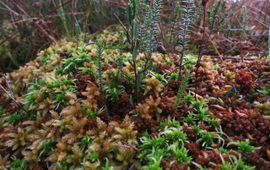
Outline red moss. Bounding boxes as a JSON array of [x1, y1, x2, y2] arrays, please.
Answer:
[[243, 151, 270, 170], [170, 163, 189, 170], [108, 92, 132, 117], [213, 109, 270, 145], [195, 150, 222, 168], [235, 70, 254, 93], [75, 75, 93, 92]]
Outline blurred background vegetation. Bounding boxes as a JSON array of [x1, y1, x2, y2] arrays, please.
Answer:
[[0, 0, 269, 72], [0, 0, 126, 72]]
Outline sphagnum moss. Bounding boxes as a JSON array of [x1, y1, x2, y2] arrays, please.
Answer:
[[0, 26, 261, 170]]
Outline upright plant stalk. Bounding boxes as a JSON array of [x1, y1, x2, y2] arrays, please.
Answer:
[[127, 0, 140, 101], [202, 0, 207, 52], [268, 27, 270, 65], [209, 0, 222, 32], [138, 0, 163, 92], [242, 6, 248, 36], [75, 19, 82, 47], [126, 0, 162, 102], [140, 0, 162, 53], [195, 0, 208, 66], [195, 0, 208, 99], [240, 5, 248, 62], [97, 41, 104, 90], [173, 69, 190, 110], [178, 0, 195, 74], [0, 74, 27, 112], [132, 48, 139, 101], [59, 0, 70, 39]]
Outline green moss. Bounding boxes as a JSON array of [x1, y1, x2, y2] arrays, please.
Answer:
[[174, 148, 192, 164], [39, 140, 57, 157], [0, 106, 4, 116], [159, 119, 180, 129], [86, 152, 99, 163], [10, 159, 28, 170], [229, 140, 255, 153], [5, 113, 25, 125], [58, 53, 90, 75]]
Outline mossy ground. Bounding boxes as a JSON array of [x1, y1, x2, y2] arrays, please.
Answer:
[[0, 26, 270, 170]]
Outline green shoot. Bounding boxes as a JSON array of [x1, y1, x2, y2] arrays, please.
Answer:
[[194, 127, 216, 148], [0, 106, 4, 116], [174, 70, 190, 110], [143, 148, 164, 170], [197, 107, 210, 122], [86, 152, 99, 163], [58, 53, 89, 74], [169, 72, 180, 81], [257, 87, 270, 97], [5, 113, 24, 125], [102, 158, 114, 170], [81, 104, 103, 118], [42, 52, 54, 64], [162, 128, 187, 145], [74, 19, 82, 47], [58, 0, 70, 38], [183, 94, 194, 105], [197, 131, 215, 148], [234, 158, 254, 170], [184, 114, 196, 125], [54, 91, 67, 110], [220, 162, 234, 170], [228, 140, 255, 153], [104, 85, 124, 102], [268, 27, 270, 65], [57, 160, 72, 170], [183, 54, 198, 69], [81, 67, 96, 77], [126, 0, 140, 100], [174, 148, 192, 164], [159, 119, 180, 129], [10, 158, 28, 170], [140, 136, 166, 150], [103, 70, 125, 102], [143, 162, 162, 170], [192, 100, 206, 110], [219, 147, 229, 154], [96, 40, 104, 89], [150, 71, 168, 85], [206, 117, 219, 128], [80, 136, 92, 151], [39, 139, 56, 157]]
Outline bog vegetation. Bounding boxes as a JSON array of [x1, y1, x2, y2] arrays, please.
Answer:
[[0, 0, 270, 170]]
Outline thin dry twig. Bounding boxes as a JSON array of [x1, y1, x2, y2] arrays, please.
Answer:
[[0, 74, 21, 109]]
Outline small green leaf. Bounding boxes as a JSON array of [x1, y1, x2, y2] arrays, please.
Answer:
[[0, 106, 4, 116]]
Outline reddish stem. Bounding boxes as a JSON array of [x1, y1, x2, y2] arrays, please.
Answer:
[[133, 61, 138, 101], [131, 40, 138, 102], [195, 0, 208, 99]]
